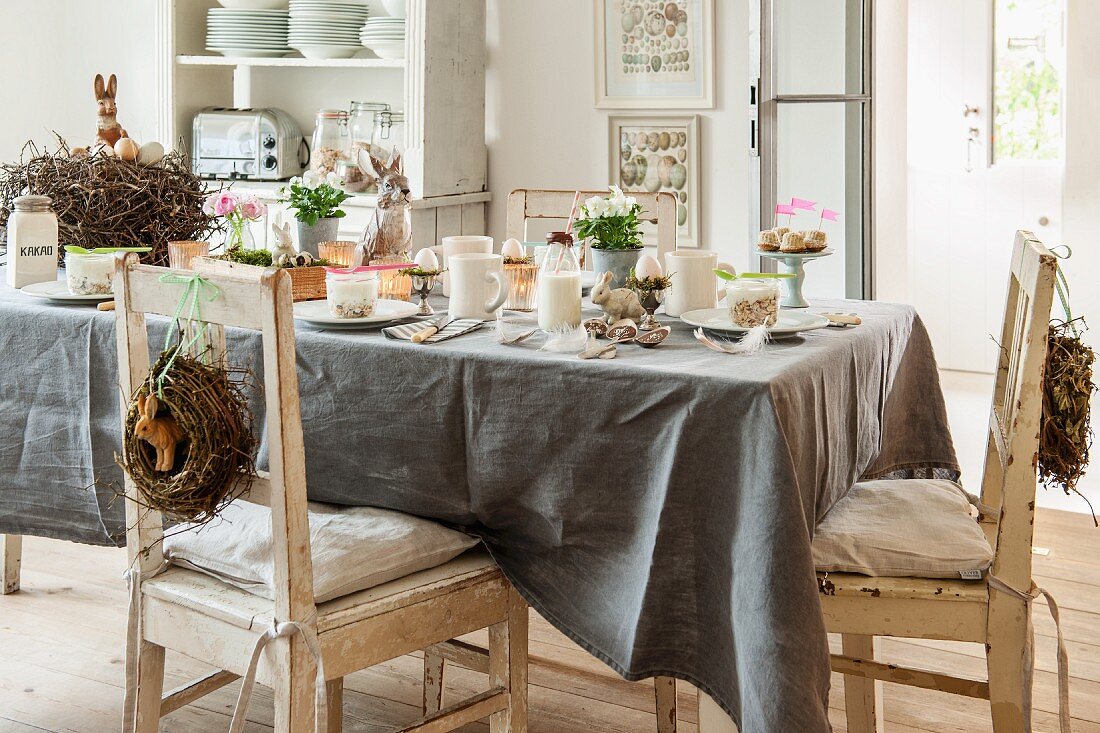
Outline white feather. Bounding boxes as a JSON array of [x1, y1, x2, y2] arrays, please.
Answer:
[[693, 325, 770, 355], [539, 324, 589, 353]]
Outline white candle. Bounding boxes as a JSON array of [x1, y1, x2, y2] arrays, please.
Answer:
[[327, 275, 379, 318], [537, 271, 582, 331]]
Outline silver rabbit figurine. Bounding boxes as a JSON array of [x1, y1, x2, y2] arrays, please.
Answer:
[[354, 148, 412, 265]]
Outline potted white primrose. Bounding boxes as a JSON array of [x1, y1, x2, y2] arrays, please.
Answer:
[[279, 171, 351, 257], [575, 186, 644, 288]]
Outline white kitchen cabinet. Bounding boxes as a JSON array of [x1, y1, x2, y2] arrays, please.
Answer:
[[156, 0, 489, 252]]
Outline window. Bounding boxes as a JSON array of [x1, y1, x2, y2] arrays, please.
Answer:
[[993, 0, 1065, 163]]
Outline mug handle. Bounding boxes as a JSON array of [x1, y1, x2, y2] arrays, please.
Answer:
[[715, 261, 736, 302], [484, 271, 509, 315]]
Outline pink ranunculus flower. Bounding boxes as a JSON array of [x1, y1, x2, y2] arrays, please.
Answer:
[[207, 191, 239, 218], [239, 196, 267, 221]]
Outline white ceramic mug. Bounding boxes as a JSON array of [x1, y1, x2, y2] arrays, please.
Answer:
[[663, 250, 735, 317], [447, 253, 508, 320], [433, 235, 493, 296]]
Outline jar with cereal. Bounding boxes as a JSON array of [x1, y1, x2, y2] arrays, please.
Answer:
[[726, 278, 781, 328], [310, 109, 349, 177]]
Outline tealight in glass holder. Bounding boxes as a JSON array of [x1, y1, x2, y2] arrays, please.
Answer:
[[503, 260, 538, 311], [377, 268, 413, 301], [318, 240, 357, 267]]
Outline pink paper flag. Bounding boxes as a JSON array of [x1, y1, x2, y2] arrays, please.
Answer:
[[791, 197, 817, 211], [821, 208, 840, 222], [775, 203, 797, 215]]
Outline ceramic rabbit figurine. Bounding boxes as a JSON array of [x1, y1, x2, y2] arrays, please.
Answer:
[[94, 73, 128, 149], [591, 271, 645, 323], [134, 394, 185, 473], [354, 148, 412, 265], [270, 220, 297, 265]]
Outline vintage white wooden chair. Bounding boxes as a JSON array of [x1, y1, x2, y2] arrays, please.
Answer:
[[114, 253, 528, 733], [505, 188, 679, 261], [415, 190, 682, 732], [814, 231, 1066, 732]]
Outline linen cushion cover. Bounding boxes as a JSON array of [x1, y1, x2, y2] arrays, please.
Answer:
[[812, 479, 993, 578], [164, 501, 480, 603]]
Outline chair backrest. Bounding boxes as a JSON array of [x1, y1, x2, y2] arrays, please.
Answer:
[[980, 231, 1057, 589], [505, 189, 678, 259], [114, 253, 315, 623]]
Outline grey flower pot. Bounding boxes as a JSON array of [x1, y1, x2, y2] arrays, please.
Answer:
[[296, 217, 340, 258], [589, 248, 642, 288]]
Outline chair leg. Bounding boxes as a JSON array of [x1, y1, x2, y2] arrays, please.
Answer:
[[841, 634, 883, 733], [131, 641, 165, 733], [654, 676, 677, 733], [326, 678, 343, 733], [423, 652, 445, 715], [2, 534, 21, 594], [489, 591, 528, 733], [273, 638, 316, 733], [987, 593, 1032, 733]]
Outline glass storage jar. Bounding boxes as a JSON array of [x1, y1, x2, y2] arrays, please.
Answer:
[[326, 268, 379, 319], [310, 109, 350, 177], [348, 101, 390, 192], [726, 278, 781, 327], [371, 110, 406, 159], [65, 252, 115, 296]]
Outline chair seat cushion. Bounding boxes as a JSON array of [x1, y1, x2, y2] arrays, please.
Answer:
[[163, 501, 480, 603], [812, 479, 993, 579]]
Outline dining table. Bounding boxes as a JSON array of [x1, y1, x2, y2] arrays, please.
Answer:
[[0, 269, 960, 732]]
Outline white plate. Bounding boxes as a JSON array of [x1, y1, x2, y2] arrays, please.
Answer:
[[679, 308, 830, 338], [291, 44, 364, 57], [218, 0, 288, 8], [293, 298, 418, 328], [755, 247, 835, 259], [21, 280, 114, 302], [209, 47, 292, 56]]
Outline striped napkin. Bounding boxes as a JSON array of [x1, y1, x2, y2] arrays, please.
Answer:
[[382, 318, 485, 343]]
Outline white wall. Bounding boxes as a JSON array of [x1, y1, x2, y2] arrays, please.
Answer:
[[0, 1, 158, 163], [484, 0, 752, 270]]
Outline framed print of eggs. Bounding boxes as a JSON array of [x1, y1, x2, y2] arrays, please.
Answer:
[[595, 0, 715, 109], [609, 114, 700, 248]]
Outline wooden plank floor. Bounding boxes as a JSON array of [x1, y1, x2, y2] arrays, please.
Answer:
[[1, 507, 1098, 732]]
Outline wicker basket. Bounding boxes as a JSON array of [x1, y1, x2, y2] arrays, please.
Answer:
[[287, 265, 327, 302]]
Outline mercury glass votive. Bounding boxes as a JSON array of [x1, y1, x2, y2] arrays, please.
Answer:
[[503, 262, 538, 311], [318, 240, 357, 267], [167, 240, 210, 270]]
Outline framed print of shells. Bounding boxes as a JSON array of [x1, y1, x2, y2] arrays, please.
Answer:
[[595, 0, 715, 109], [610, 115, 699, 248]]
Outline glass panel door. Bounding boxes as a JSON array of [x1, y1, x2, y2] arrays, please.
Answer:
[[757, 0, 872, 299]]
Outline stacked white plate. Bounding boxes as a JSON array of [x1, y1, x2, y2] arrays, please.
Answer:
[[206, 8, 291, 58], [359, 17, 405, 59], [289, 0, 369, 59]]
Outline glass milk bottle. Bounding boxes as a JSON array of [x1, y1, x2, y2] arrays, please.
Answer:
[[537, 231, 582, 332], [6, 195, 59, 289]]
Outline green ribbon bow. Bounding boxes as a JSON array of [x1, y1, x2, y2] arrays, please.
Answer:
[[153, 273, 222, 395], [64, 246, 152, 255]]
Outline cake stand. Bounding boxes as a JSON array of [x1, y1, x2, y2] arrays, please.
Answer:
[[757, 248, 834, 308]]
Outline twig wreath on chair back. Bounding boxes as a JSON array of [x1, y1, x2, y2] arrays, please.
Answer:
[[118, 273, 256, 524]]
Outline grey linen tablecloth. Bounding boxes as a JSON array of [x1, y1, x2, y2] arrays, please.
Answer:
[[0, 275, 958, 732]]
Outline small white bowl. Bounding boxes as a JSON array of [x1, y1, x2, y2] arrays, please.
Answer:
[[381, 0, 406, 17]]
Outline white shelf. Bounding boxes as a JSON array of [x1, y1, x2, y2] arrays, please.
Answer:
[[176, 54, 405, 69]]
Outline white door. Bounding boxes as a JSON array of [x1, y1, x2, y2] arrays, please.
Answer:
[[907, 0, 1065, 373]]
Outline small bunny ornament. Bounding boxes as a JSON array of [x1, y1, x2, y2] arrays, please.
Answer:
[[270, 220, 297, 265], [134, 393, 185, 473], [94, 73, 128, 149], [354, 148, 412, 266], [591, 271, 645, 323]]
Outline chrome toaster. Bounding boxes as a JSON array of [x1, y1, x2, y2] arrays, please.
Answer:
[[192, 107, 306, 181]]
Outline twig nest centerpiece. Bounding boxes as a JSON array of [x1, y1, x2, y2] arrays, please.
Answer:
[[120, 346, 256, 524]]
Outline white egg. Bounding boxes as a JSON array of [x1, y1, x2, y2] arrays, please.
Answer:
[[501, 238, 525, 259], [137, 141, 165, 166], [635, 254, 663, 279], [413, 248, 439, 270]]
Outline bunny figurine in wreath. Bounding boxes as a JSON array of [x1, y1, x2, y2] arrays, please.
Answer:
[[354, 147, 413, 266], [94, 73, 128, 149], [134, 393, 185, 473]]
